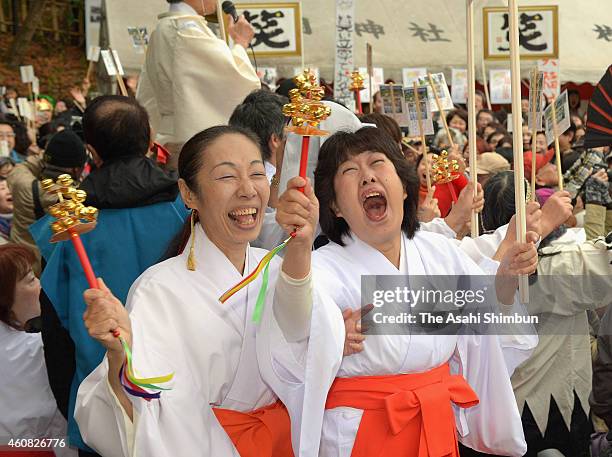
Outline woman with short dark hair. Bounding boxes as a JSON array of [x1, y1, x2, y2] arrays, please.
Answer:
[[0, 244, 73, 456], [304, 127, 540, 456]]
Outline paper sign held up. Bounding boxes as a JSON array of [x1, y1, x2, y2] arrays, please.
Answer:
[[257, 67, 278, 90], [544, 90, 570, 145], [359, 67, 384, 102], [100, 50, 117, 76], [417, 72, 453, 112], [0, 140, 9, 158], [489, 69, 512, 104], [404, 85, 434, 136], [111, 50, 125, 76], [127, 27, 149, 54], [380, 84, 408, 127], [451, 68, 468, 104], [32, 77, 40, 95], [17, 97, 32, 120], [20, 65, 35, 84], [527, 70, 544, 132], [402, 68, 427, 88], [87, 46, 101, 62]]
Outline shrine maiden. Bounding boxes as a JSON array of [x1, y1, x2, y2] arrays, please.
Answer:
[[290, 128, 539, 456], [74, 126, 344, 457], [137, 0, 260, 144]]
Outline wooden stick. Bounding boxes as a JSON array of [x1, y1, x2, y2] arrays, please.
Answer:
[[116, 74, 128, 96], [390, 85, 396, 114], [521, 79, 530, 91], [427, 72, 454, 148], [30, 83, 38, 133], [529, 69, 538, 201], [508, 0, 529, 304], [530, 132, 537, 202], [466, 0, 479, 238], [367, 43, 373, 113], [216, 0, 226, 42], [550, 97, 564, 191], [299, 0, 304, 70], [403, 141, 421, 156], [86, 60, 95, 82], [414, 81, 432, 192], [481, 59, 492, 110]]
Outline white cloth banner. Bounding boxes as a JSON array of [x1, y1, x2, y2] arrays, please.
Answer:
[[333, 0, 355, 108], [104, 0, 610, 83], [451, 68, 468, 104], [538, 59, 561, 101]]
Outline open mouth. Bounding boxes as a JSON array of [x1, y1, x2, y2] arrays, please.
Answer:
[[362, 190, 388, 222], [228, 207, 258, 229]]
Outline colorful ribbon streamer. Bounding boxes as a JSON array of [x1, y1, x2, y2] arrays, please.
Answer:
[[219, 234, 294, 323], [118, 335, 174, 399]]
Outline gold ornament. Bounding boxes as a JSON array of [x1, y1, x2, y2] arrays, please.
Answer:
[[283, 69, 332, 136], [431, 150, 461, 185], [42, 175, 98, 242], [57, 174, 73, 188], [349, 70, 365, 92]]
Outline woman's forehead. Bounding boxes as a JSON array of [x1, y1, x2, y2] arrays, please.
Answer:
[[203, 135, 261, 166], [340, 149, 382, 162]]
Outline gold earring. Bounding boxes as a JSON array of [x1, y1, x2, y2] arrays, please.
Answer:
[[187, 210, 197, 271]]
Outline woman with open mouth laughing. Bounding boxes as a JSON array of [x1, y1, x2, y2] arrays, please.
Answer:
[[74, 125, 348, 457], [290, 127, 540, 457]]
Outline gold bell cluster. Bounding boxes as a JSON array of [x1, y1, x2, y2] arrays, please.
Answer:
[[431, 150, 460, 184], [41, 174, 98, 242], [282, 69, 331, 136], [349, 70, 365, 92]]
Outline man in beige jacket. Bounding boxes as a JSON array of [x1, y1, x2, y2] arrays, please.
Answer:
[[7, 130, 87, 274], [137, 0, 261, 145]]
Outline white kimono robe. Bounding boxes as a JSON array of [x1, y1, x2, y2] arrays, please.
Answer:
[[0, 323, 75, 457], [304, 230, 535, 457], [136, 3, 260, 145], [75, 224, 344, 457]]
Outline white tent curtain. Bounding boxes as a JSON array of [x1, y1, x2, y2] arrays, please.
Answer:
[[103, 0, 611, 83]]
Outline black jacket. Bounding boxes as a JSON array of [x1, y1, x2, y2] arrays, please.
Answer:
[[80, 155, 178, 209]]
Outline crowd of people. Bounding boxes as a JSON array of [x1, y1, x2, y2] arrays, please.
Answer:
[[1, 0, 611, 456]]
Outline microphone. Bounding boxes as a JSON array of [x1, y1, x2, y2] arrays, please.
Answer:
[[222, 0, 258, 73], [221, 1, 239, 23]]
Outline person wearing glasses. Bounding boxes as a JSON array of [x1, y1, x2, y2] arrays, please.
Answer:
[[0, 121, 24, 164]]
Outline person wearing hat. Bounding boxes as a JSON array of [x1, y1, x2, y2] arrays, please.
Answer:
[[137, 0, 260, 146], [6, 129, 87, 273], [476, 152, 510, 187]]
